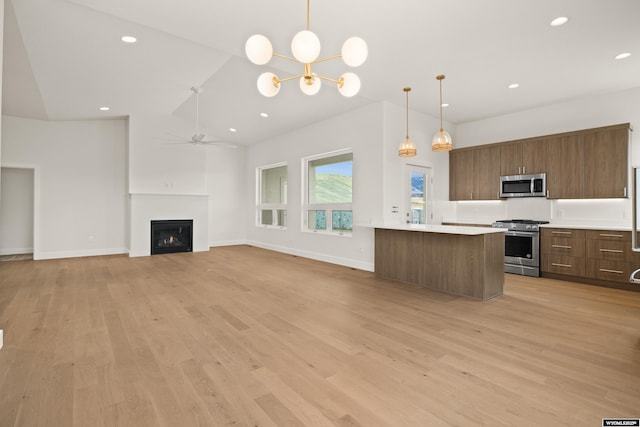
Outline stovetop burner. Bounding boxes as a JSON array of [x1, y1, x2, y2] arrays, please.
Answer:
[[492, 219, 549, 232]]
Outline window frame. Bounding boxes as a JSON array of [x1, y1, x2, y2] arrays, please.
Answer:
[[302, 148, 353, 236], [256, 162, 288, 229]]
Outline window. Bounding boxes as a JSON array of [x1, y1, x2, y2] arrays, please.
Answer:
[[304, 150, 353, 235], [257, 163, 288, 228]]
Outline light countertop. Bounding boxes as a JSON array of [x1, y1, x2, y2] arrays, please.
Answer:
[[539, 223, 632, 231], [368, 223, 505, 236]]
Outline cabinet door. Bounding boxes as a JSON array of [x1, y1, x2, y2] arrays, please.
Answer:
[[500, 144, 521, 176], [473, 146, 501, 200], [583, 126, 628, 198], [449, 149, 474, 201], [545, 135, 584, 199], [521, 139, 546, 175]]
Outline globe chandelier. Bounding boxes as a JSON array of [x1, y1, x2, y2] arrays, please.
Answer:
[[245, 0, 368, 97]]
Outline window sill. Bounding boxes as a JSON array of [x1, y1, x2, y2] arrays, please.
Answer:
[[304, 229, 352, 237]]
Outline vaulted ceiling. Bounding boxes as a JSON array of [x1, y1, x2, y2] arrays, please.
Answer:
[[3, 0, 640, 144]]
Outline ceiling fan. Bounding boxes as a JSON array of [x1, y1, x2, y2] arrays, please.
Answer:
[[168, 87, 237, 148]]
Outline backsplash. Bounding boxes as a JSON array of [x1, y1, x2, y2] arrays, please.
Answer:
[[447, 197, 631, 228]]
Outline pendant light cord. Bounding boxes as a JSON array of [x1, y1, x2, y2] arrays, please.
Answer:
[[439, 79, 444, 132], [405, 89, 410, 139]]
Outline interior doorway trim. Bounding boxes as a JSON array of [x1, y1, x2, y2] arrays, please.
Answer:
[[1, 163, 41, 260]]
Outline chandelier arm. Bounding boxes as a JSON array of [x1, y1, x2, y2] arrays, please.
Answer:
[[272, 52, 298, 62], [306, 0, 310, 30], [277, 74, 304, 83], [312, 54, 342, 64], [316, 75, 340, 84]]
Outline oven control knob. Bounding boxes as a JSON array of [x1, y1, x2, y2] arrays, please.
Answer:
[[526, 225, 531, 229]]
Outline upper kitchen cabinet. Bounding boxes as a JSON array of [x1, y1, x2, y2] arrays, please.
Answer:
[[449, 149, 474, 201], [449, 145, 500, 201], [474, 145, 501, 200], [545, 123, 630, 199], [500, 140, 546, 176], [545, 134, 584, 199], [583, 124, 630, 198]]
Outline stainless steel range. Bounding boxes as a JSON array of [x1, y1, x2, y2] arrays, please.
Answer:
[[492, 219, 549, 277]]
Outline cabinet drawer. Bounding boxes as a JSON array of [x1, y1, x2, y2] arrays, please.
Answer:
[[585, 230, 630, 242], [586, 239, 629, 261], [542, 236, 585, 257], [542, 228, 586, 240], [586, 260, 630, 284], [542, 255, 586, 277]]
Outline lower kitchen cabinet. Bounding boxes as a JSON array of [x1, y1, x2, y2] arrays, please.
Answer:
[[541, 227, 640, 291]]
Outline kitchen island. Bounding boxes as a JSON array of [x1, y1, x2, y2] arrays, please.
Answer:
[[373, 224, 505, 300]]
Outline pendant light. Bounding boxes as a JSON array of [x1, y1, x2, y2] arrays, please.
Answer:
[[398, 87, 417, 157], [431, 75, 453, 152]]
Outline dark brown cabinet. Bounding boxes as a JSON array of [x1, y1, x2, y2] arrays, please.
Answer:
[[449, 123, 629, 201], [583, 126, 629, 198], [473, 145, 501, 200], [449, 146, 500, 201], [500, 140, 546, 176], [541, 227, 639, 290], [449, 149, 474, 201], [545, 134, 584, 199]]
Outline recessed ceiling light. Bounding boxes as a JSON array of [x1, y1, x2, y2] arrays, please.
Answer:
[[121, 36, 137, 43], [550, 17, 569, 27], [508, 83, 520, 89], [260, 112, 269, 118], [615, 52, 631, 60], [229, 128, 237, 132], [441, 103, 450, 108], [99, 106, 110, 111]]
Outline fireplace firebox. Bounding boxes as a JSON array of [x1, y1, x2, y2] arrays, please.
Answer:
[[150, 219, 193, 255]]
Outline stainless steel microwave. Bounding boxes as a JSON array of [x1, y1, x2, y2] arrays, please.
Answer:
[[500, 173, 546, 198]]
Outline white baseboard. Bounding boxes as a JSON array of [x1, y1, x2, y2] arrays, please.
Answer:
[[36, 247, 128, 260], [208, 239, 248, 248], [246, 240, 374, 272], [0, 247, 33, 255]]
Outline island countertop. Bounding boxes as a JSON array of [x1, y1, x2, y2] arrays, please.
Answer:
[[367, 223, 505, 236]]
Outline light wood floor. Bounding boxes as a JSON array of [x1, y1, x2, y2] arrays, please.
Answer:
[[0, 245, 639, 426]]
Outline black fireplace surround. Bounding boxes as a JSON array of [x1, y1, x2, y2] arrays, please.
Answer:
[[150, 219, 193, 255]]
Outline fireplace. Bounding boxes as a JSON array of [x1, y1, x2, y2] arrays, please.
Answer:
[[150, 219, 193, 255]]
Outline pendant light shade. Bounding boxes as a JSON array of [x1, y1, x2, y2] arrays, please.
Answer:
[[291, 30, 321, 63], [432, 75, 453, 152], [398, 87, 417, 157]]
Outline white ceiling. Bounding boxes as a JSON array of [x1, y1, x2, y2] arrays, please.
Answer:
[[3, 0, 640, 145]]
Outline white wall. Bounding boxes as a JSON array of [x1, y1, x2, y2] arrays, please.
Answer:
[[1, 116, 128, 259], [207, 146, 246, 247], [451, 88, 640, 227], [245, 103, 384, 271], [0, 167, 33, 254]]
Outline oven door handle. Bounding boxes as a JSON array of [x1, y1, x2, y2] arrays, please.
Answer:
[[505, 231, 536, 237]]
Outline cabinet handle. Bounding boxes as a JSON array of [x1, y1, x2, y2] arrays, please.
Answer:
[[624, 186, 628, 197], [546, 190, 550, 198], [552, 244, 572, 249], [599, 233, 624, 238], [552, 263, 572, 268], [518, 166, 521, 174], [523, 166, 526, 174], [600, 268, 623, 274], [552, 231, 572, 235], [599, 248, 623, 253]]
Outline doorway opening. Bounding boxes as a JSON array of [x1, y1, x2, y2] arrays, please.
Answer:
[[406, 165, 433, 225]]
